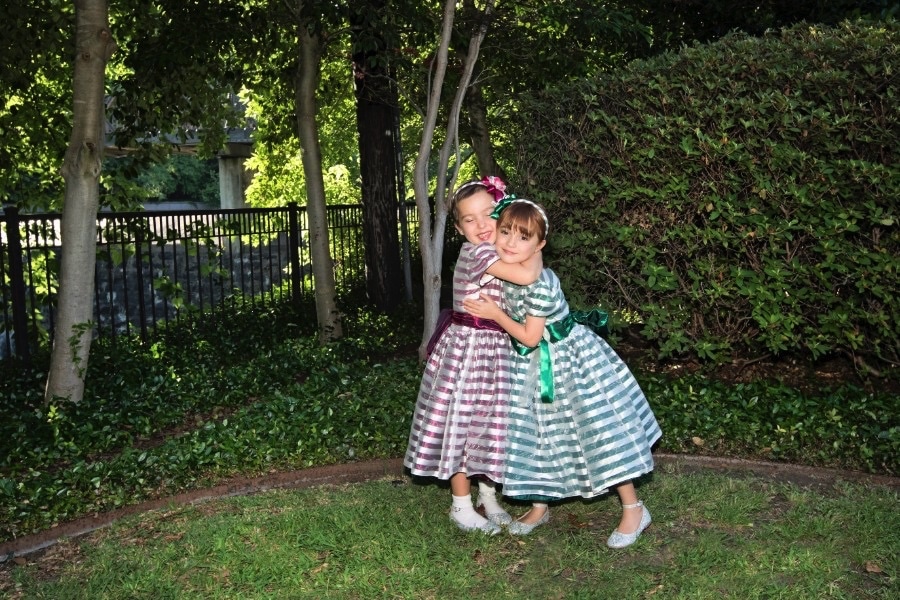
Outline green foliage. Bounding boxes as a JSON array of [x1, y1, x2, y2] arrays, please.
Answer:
[[506, 20, 899, 368], [107, 2, 249, 159], [623, 0, 898, 56], [130, 154, 220, 205], [643, 374, 899, 474], [0, 0, 73, 210], [0, 306, 896, 543], [239, 9, 362, 208]]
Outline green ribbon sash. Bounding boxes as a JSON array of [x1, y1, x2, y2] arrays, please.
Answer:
[[510, 309, 609, 403]]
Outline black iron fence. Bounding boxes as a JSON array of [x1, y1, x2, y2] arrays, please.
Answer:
[[1, 202, 420, 364]]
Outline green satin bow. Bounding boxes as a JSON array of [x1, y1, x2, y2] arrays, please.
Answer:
[[510, 308, 609, 403], [567, 308, 610, 338], [489, 195, 517, 220]]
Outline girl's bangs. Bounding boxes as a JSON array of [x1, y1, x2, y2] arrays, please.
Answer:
[[499, 204, 540, 238]]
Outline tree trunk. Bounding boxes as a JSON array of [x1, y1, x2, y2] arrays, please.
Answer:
[[352, 8, 403, 312], [414, 0, 493, 360], [45, 0, 116, 404], [295, 1, 342, 342], [465, 81, 506, 180]]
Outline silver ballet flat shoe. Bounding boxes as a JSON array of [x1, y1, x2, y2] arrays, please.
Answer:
[[449, 510, 502, 535], [476, 498, 513, 526], [507, 508, 550, 535], [606, 501, 651, 549]]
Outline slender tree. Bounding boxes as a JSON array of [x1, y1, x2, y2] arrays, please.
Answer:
[[294, 0, 343, 340], [414, 0, 494, 359], [45, 0, 116, 403]]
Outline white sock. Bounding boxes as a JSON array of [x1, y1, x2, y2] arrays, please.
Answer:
[[477, 481, 507, 515], [450, 494, 489, 528]]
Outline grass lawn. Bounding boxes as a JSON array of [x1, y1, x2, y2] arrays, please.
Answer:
[[2, 462, 896, 599]]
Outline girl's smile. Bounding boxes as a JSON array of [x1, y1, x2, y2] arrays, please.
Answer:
[[496, 226, 545, 263], [455, 190, 498, 245]]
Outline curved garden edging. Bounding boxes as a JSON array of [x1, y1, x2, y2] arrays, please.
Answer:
[[1, 454, 897, 561]]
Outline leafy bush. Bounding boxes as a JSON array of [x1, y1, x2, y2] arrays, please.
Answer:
[[643, 374, 899, 474], [505, 20, 899, 369]]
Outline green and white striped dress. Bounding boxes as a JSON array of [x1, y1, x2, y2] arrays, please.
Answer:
[[501, 268, 662, 500]]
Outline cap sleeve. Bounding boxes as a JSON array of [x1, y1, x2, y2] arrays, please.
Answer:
[[470, 242, 500, 285], [522, 275, 557, 317]]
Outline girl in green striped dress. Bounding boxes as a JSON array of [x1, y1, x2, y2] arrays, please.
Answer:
[[464, 199, 661, 548]]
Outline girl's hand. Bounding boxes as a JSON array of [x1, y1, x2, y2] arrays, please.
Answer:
[[463, 294, 502, 319]]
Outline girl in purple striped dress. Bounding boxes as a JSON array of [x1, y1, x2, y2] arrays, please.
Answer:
[[404, 177, 542, 535], [465, 199, 661, 547]]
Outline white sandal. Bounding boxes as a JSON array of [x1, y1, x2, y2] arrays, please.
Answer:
[[606, 501, 651, 548]]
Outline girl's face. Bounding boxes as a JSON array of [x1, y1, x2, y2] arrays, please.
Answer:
[[496, 220, 546, 264], [454, 190, 497, 245]]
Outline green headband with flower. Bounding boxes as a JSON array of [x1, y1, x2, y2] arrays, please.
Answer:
[[489, 196, 550, 235]]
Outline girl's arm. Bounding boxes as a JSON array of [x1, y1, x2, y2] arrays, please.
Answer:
[[485, 251, 542, 285], [462, 294, 546, 348]]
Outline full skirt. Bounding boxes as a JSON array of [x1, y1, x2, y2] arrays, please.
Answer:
[[404, 324, 511, 482], [503, 325, 662, 500]]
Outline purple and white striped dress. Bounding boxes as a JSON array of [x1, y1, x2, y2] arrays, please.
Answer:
[[404, 242, 512, 482]]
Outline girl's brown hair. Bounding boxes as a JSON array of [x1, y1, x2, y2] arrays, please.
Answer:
[[450, 181, 488, 222], [496, 201, 548, 241]]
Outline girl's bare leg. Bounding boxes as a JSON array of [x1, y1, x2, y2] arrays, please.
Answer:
[[450, 471, 471, 497], [615, 481, 643, 533]]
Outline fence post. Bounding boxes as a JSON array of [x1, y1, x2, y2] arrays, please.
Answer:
[[288, 202, 302, 308], [134, 217, 149, 342], [4, 207, 31, 365]]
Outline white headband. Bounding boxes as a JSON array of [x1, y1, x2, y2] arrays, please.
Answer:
[[491, 197, 550, 236]]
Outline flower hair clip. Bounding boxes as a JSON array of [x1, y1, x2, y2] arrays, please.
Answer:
[[481, 176, 507, 202], [455, 176, 508, 202]]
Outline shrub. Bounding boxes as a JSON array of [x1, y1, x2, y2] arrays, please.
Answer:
[[643, 374, 899, 474], [505, 20, 899, 370]]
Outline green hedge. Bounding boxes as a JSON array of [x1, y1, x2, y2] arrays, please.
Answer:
[[505, 20, 898, 369]]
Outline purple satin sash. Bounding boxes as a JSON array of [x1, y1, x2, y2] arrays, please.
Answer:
[[426, 309, 504, 356], [450, 310, 504, 331]]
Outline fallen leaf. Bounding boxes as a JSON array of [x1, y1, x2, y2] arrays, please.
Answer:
[[864, 561, 884, 574]]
